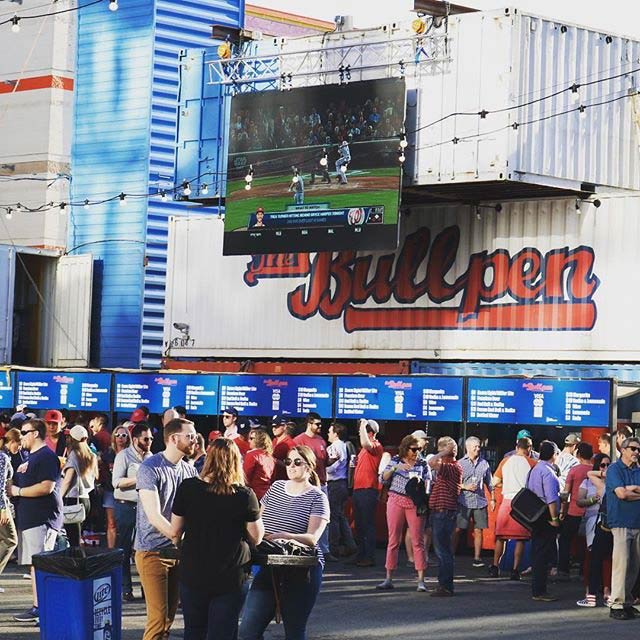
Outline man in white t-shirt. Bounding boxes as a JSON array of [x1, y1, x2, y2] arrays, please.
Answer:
[[326, 423, 356, 558], [489, 438, 536, 579], [557, 433, 581, 492]]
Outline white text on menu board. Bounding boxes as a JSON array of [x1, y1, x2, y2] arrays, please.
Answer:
[[337, 386, 379, 415], [184, 384, 215, 411], [469, 388, 516, 419], [79, 383, 109, 408], [116, 383, 150, 409], [18, 381, 49, 404], [296, 386, 330, 413], [422, 388, 461, 417], [220, 385, 258, 410], [564, 391, 606, 422]]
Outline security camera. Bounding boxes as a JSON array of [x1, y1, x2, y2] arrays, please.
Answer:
[[173, 322, 190, 335]]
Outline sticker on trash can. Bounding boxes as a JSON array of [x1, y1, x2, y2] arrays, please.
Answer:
[[93, 576, 113, 639]]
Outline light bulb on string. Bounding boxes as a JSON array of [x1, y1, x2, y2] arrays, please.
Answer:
[[578, 105, 587, 118], [59, 202, 67, 213], [570, 83, 580, 102], [245, 165, 254, 184], [160, 190, 168, 202], [5, 208, 12, 221], [201, 183, 209, 195], [108, 0, 119, 11], [83, 199, 90, 209], [119, 192, 127, 206], [319, 149, 328, 167], [244, 184, 251, 191], [398, 149, 405, 164], [11, 16, 20, 33], [399, 137, 408, 149], [182, 181, 191, 196]]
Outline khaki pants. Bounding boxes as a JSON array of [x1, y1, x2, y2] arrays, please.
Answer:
[[610, 527, 640, 609], [0, 513, 18, 574], [135, 551, 180, 640]]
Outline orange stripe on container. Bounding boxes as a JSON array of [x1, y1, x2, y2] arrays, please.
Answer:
[[0, 75, 74, 94], [343, 302, 597, 332]]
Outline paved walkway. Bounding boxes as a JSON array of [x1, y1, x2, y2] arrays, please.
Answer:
[[1, 552, 638, 638]]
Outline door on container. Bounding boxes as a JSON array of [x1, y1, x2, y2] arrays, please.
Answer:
[[51, 254, 93, 367], [0, 246, 15, 364]]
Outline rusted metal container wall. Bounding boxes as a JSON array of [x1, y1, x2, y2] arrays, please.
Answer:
[[164, 194, 640, 362]]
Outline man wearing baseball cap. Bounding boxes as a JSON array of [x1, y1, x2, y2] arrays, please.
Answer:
[[503, 429, 539, 460], [271, 415, 295, 481], [557, 433, 581, 492], [43, 410, 67, 458], [221, 408, 250, 456]]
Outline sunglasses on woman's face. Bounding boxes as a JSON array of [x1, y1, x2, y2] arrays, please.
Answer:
[[600, 462, 610, 468], [285, 458, 306, 467], [408, 446, 421, 453], [115, 433, 129, 439]]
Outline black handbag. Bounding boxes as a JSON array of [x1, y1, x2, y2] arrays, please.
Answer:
[[510, 470, 548, 531]]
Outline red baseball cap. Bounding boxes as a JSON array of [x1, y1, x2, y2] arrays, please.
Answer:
[[44, 409, 63, 423], [208, 429, 222, 443], [130, 408, 147, 423]]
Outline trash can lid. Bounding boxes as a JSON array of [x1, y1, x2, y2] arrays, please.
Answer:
[[33, 547, 124, 581]]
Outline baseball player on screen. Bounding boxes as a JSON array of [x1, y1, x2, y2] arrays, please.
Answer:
[[335, 140, 351, 184], [288, 166, 305, 205]]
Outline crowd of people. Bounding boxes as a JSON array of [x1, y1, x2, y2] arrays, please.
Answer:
[[1, 406, 640, 638], [230, 93, 405, 153]]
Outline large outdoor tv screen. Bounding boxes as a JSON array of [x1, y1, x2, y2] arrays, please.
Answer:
[[223, 78, 405, 255]]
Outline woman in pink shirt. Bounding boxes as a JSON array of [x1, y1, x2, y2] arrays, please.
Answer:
[[243, 428, 276, 500]]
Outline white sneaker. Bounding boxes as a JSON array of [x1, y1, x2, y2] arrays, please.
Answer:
[[22, 574, 31, 580]]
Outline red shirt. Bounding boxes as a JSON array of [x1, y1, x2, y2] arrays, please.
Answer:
[[565, 463, 591, 517], [92, 429, 112, 453], [243, 449, 276, 500], [353, 441, 383, 490], [293, 433, 328, 484], [272, 434, 295, 481], [429, 460, 463, 511], [228, 433, 250, 456]]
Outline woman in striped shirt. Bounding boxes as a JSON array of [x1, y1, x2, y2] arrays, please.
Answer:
[[377, 435, 431, 592], [239, 445, 329, 640]]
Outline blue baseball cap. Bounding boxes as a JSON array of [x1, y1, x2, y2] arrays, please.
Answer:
[[516, 429, 532, 440]]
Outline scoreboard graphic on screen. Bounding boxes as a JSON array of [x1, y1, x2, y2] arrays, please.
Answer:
[[224, 78, 405, 255]]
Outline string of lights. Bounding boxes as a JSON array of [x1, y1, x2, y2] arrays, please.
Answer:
[[1, 0, 117, 32], [2, 85, 636, 216]]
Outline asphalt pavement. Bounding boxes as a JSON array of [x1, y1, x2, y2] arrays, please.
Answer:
[[1, 551, 639, 639]]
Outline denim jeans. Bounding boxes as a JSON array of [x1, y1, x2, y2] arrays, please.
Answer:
[[239, 565, 323, 640], [430, 510, 457, 592], [352, 488, 378, 562], [327, 479, 355, 552], [114, 500, 137, 592], [180, 582, 245, 640]]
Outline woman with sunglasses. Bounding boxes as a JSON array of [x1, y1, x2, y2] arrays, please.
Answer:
[[239, 445, 330, 640], [377, 434, 431, 592], [576, 453, 613, 607], [243, 428, 276, 501], [98, 425, 130, 549], [170, 438, 263, 640]]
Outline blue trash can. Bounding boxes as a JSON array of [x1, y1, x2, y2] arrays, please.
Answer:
[[33, 547, 123, 639]]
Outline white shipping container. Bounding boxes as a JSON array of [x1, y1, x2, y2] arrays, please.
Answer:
[[164, 194, 640, 361], [249, 9, 640, 197]]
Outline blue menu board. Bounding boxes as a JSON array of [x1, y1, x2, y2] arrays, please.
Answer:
[[16, 371, 112, 411], [0, 370, 14, 408], [114, 373, 219, 415], [335, 376, 464, 421], [219, 376, 333, 418], [467, 378, 611, 427]]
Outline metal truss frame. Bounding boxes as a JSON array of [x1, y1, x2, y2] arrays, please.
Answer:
[[206, 31, 451, 93]]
